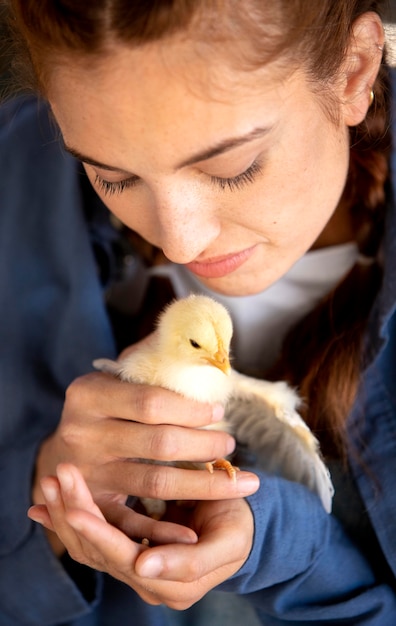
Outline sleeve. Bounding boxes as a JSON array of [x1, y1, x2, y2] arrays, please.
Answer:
[[0, 96, 116, 625], [220, 470, 396, 625], [0, 443, 102, 626]]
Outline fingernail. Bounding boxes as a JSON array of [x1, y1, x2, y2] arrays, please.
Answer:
[[28, 509, 44, 525], [57, 466, 74, 491], [41, 481, 58, 503], [226, 436, 236, 455], [139, 555, 164, 578], [212, 404, 225, 422], [236, 473, 260, 494]]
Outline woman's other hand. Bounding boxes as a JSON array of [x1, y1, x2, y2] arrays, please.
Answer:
[[29, 464, 255, 609]]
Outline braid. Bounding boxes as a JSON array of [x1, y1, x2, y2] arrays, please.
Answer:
[[348, 63, 390, 255], [269, 60, 391, 459]]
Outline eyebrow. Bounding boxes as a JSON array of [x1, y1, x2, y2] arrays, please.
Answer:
[[63, 126, 270, 173], [63, 144, 130, 172], [176, 126, 270, 168]]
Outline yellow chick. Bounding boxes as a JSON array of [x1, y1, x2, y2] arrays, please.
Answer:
[[101, 295, 234, 405], [94, 294, 334, 515]]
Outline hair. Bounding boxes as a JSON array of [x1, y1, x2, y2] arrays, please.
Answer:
[[4, 0, 392, 458]]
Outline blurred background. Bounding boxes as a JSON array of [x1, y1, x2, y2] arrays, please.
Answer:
[[386, 0, 396, 19]]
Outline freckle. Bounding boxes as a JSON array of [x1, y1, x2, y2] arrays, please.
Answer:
[[273, 221, 277, 225]]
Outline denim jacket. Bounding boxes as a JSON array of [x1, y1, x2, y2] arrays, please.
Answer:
[[1, 92, 396, 625]]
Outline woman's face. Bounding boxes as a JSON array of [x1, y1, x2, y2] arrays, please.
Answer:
[[49, 40, 353, 296]]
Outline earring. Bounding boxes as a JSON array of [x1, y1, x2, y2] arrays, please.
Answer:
[[369, 89, 374, 106]]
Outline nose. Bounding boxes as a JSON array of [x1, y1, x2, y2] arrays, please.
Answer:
[[150, 184, 221, 264]]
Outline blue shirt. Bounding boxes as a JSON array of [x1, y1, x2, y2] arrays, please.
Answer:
[[1, 93, 396, 625]]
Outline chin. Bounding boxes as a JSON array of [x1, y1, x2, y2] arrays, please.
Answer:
[[200, 276, 268, 297]]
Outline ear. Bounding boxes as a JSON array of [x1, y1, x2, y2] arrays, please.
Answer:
[[340, 12, 384, 127]]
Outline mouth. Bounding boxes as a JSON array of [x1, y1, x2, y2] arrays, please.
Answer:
[[204, 355, 231, 375], [184, 245, 257, 279], [203, 342, 231, 374]]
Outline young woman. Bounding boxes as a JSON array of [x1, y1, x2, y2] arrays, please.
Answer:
[[1, 1, 396, 624]]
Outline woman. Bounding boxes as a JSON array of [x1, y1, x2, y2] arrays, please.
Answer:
[[1, 0, 396, 624]]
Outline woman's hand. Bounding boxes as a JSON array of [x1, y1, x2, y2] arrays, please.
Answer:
[[31, 342, 259, 553], [29, 464, 255, 609]]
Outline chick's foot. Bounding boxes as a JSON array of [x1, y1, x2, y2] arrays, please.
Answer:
[[205, 458, 240, 482]]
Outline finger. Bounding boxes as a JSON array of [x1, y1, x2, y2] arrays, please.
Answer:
[[135, 499, 253, 583], [96, 462, 260, 502], [67, 372, 224, 427], [40, 475, 86, 557], [65, 507, 157, 601], [56, 463, 106, 520], [52, 464, 161, 606], [59, 465, 197, 545], [40, 463, 108, 560], [49, 466, 148, 574], [102, 501, 198, 545], [66, 508, 147, 562], [28, 504, 55, 531], [94, 421, 235, 463], [56, 467, 151, 564]]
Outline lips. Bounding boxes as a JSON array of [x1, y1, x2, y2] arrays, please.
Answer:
[[185, 245, 257, 278]]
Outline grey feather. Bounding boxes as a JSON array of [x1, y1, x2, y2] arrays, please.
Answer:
[[225, 388, 334, 513]]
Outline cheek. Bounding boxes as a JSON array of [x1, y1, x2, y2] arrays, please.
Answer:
[[87, 178, 157, 240], [259, 128, 348, 240], [116, 202, 160, 245]]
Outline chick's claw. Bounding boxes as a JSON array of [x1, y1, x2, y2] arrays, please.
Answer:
[[205, 458, 240, 482]]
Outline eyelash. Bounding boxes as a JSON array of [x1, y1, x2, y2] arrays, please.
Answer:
[[209, 160, 263, 191], [94, 174, 139, 196], [94, 159, 263, 197]]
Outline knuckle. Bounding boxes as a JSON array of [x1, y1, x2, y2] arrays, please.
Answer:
[[134, 387, 165, 423], [59, 420, 83, 452], [142, 466, 173, 499], [58, 420, 89, 463], [183, 557, 204, 582], [149, 426, 179, 460], [61, 375, 101, 454], [67, 548, 89, 566], [64, 375, 92, 412]]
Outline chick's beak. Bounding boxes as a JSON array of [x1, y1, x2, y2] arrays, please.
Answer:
[[204, 345, 231, 375]]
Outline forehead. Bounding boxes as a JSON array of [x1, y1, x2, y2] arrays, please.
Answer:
[[48, 38, 303, 164]]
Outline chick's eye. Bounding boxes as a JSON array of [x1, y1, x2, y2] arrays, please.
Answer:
[[190, 339, 201, 349]]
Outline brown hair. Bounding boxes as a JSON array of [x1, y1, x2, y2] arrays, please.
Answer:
[[5, 0, 392, 457]]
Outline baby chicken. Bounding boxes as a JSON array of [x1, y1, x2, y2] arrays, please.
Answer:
[[94, 294, 334, 515], [101, 295, 234, 404]]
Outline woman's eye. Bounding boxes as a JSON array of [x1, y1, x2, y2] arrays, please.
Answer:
[[209, 159, 263, 191], [93, 158, 263, 196], [94, 174, 140, 196]]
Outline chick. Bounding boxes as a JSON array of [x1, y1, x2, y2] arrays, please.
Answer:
[[102, 295, 234, 404], [94, 294, 334, 515]]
